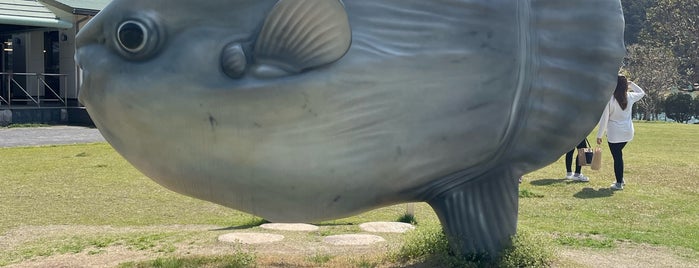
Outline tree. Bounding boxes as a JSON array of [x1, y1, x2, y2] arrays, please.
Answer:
[[642, 0, 699, 84], [621, 0, 657, 45], [664, 92, 693, 123], [623, 44, 681, 120], [692, 95, 699, 121]]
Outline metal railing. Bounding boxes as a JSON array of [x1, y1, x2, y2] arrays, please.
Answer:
[[0, 72, 68, 108]]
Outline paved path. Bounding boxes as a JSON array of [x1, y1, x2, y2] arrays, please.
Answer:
[[0, 126, 105, 148]]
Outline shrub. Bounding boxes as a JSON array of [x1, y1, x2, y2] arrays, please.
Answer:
[[397, 213, 417, 225], [391, 225, 555, 267], [498, 230, 556, 268]]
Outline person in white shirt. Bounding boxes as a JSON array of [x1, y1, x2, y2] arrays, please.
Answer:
[[596, 75, 645, 190]]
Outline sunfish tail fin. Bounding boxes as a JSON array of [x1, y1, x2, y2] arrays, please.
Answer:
[[426, 169, 519, 259]]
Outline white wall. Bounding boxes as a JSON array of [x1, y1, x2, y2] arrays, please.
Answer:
[[12, 32, 44, 98], [60, 28, 77, 99], [44, 2, 80, 101], [25, 31, 44, 97]]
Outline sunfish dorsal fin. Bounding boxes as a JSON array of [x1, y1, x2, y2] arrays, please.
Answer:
[[253, 0, 351, 78]]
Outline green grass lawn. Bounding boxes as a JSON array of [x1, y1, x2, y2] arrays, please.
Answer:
[[0, 143, 254, 231], [1, 121, 698, 267], [519, 122, 699, 253]]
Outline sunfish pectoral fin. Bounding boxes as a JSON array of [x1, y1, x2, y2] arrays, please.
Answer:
[[426, 169, 519, 259], [252, 0, 352, 78], [221, 43, 248, 79]]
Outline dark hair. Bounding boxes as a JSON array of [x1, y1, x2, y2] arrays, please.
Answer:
[[614, 75, 629, 110]]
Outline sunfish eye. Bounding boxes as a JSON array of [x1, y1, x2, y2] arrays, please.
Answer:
[[114, 16, 164, 61], [117, 21, 147, 52]]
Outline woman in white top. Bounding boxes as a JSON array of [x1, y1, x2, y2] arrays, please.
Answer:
[[596, 75, 645, 190]]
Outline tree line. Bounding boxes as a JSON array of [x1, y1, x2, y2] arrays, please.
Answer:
[[620, 0, 698, 122]]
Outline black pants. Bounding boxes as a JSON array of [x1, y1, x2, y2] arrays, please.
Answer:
[[565, 139, 588, 174], [608, 142, 627, 183]]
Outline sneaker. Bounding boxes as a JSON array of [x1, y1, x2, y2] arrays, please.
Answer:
[[571, 174, 589, 182], [565, 172, 574, 179], [610, 183, 624, 190]]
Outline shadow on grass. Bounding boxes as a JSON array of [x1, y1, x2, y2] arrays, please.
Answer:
[[529, 178, 567, 186], [573, 187, 615, 199], [210, 225, 259, 231], [210, 219, 271, 231], [210, 221, 356, 231], [315, 222, 356, 227]]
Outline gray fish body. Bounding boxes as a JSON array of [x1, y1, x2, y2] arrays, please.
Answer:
[[76, 0, 625, 257]]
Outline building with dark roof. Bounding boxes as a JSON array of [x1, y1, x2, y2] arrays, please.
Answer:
[[0, 0, 109, 125]]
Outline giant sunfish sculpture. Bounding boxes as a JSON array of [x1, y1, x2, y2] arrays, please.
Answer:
[[75, 0, 625, 257]]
